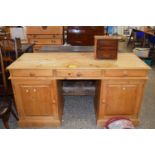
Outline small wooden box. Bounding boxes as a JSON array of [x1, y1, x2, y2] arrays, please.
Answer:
[[94, 36, 119, 59]]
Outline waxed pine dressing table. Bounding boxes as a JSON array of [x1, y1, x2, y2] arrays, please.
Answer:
[[7, 52, 150, 128]]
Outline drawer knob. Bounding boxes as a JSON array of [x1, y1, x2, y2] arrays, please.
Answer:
[[29, 73, 35, 77], [77, 73, 82, 77], [26, 89, 29, 93], [102, 99, 105, 104], [53, 99, 56, 103], [122, 87, 126, 90], [123, 70, 128, 76], [51, 40, 56, 43], [33, 88, 36, 92], [68, 73, 71, 76]]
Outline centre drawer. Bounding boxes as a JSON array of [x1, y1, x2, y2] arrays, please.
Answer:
[[56, 69, 101, 77], [104, 69, 148, 77], [11, 69, 53, 77]]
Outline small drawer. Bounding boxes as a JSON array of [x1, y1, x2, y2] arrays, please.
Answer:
[[28, 34, 63, 39], [29, 39, 63, 45], [33, 45, 43, 52], [56, 70, 101, 77], [104, 69, 148, 77], [50, 39, 63, 44], [27, 26, 63, 34], [97, 40, 118, 47], [97, 47, 117, 51], [11, 69, 53, 77]]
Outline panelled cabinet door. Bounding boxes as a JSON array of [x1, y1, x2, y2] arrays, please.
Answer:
[[15, 80, 58, 117], [100, 80, 144, 117], [105, 84, 138, 115], [20, 85, 53, 116]]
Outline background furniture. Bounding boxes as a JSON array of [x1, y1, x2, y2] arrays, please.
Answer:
[[0, 38, 22, 60], [26, 26, 64, 52], [66, 26, 104, 46], [0, 48, 18, 128], [0, 27, 10, 39], [94, 36, 119, 59], [127, 29, 146, 48], [7, 52, 150, 128], [0, 38, 22, 96], [0, 99, 19, 128], [128, 28, 155, 65]]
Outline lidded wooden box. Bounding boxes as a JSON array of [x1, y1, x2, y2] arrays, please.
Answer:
[[94, 36, 120, 59]]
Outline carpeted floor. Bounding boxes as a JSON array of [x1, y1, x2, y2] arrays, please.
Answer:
[[0, 41, 155, 129]]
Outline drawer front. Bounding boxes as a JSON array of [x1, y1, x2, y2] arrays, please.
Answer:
[[29, 39, 63, 45], [97, 39, 118, 47], [104, 69, 148, 77], [33, 45, 43, 52], [11, 70, 53, 77], [56, 70, 101, 77], [27, 26, 63, 34], [28, 34, 63, 39], [99, 51, 117, 59]]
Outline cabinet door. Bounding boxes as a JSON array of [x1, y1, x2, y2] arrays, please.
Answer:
[[105, 84, 137, 115], [14, 80, 58, 117], [99, 80, 144, 117]]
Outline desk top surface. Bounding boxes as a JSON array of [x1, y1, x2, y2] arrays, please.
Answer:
[[7, 52, 150, 70]]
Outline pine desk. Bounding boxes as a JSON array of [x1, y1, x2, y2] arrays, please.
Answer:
[[7, 52, 150, 128]]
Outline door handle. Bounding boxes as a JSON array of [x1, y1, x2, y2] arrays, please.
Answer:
[[102, 99, 106, 104], [33, 88, 37, 92], [122, 87, 126, 90], [52, 99, 56, 104]]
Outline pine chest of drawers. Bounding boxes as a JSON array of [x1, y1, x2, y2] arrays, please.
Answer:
[[26, 26, 64, 52]]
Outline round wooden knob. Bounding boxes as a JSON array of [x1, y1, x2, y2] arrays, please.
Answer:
[[77, 73, 82, 77], [102, 100, 105, 104], [123, 70, 128, 76], [29, 73, 35, 77], [26, 89, 29, 93], [33, 88, 36, 92], [122, 87, 126, 90]]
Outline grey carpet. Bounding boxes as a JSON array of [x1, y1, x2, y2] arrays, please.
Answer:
[[60, 96, 98, 129]]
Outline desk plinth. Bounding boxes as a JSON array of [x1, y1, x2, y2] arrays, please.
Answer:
[[7, 52, 150, 128]]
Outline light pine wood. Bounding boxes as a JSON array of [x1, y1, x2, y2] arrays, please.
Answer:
[[11, 69, 53, 77], [26, 26, 63, 34], [104, 69, 148, 77], [7, 53, 150, 70], [26, 26, 64, 52], [29, 38, 63, 45], [11, 79, 62, 127], [95, 79, 146, 126], [28, 34, 63, 39], [7, 52, 150, 128], [55, 69, 102, 77]]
